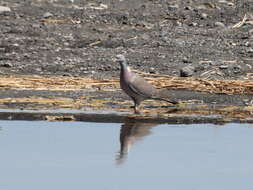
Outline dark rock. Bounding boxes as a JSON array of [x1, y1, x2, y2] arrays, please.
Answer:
[[180, 65, 195, 77], [233, 65, 241, 74], [0, 62, 12, 68], [104, 65, 112, 71], [116, 12, 129, 25], [184, 6, 193, 10]]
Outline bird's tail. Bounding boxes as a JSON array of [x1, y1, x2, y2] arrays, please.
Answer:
[[152, 89, 178, 105], [152, 97, 178, 104]]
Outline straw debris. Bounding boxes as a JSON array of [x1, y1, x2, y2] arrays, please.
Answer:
[[0, 75, 252, 95]]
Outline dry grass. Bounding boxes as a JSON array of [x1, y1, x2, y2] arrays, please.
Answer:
[[0, 75, 118, 91], [147, 76, 253, 94], [133, 71, 253, 95], [0, 74, 252, 94]]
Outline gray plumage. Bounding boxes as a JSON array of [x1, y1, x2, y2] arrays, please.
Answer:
[[115, 54, 177, 113]]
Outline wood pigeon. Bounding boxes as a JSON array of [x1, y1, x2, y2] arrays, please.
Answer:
[[115, 54, 177, 113]]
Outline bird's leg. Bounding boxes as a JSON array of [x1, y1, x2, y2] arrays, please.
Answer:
[[134, 105, 140, 114], [133, 99, 141, 114]]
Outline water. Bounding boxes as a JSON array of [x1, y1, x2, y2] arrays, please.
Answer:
[[0, 120, 252, 190]]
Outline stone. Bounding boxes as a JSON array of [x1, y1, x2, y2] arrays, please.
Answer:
[[245, 41, 250, 47], [201, 13, 208, 19], [215, 22, 225, 27], [180, 65, 195, 77], [0, 62, 12, 68], [182, 58, 191, 63], [233, 65, 241, 74], [167, 4, 179, 11], [0, 6, 11, 13], [43, 12, 53, 18], [149, 67, 156, 74], [184, 6, 193, 10], [219, 65, 229, 69], [247, 48, 253, 53], [189, 22, 198, 27]]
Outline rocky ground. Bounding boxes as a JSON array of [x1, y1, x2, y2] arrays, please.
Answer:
[[0, 0, 253, 79], [0, 0, 253, 121]]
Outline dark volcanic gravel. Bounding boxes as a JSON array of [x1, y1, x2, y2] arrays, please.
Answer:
[[0, 0, 253, 80]]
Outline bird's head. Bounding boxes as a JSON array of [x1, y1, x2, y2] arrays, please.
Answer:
[[115, 54, 126, 64], [114, 54, 130, 72]]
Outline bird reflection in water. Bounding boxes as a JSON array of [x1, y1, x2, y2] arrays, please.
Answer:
[[116, 119, 158, 165]]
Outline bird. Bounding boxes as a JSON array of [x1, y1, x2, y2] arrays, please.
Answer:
[[115, 54, 178, 113]]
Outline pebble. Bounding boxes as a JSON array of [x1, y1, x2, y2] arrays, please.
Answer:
[[137, 21, 154, 28], [246, 64, 252, 69], [245, 41, 250, 47], [32, 24, 41, 28], [43, 12, 53, 18], [227, 2, 234, 6], [167, 4, 179, 11], [149, 67, 156, 74], [35, 67, 42, 72], [219, 65, 228, 69], [233, 65, 241, 74], [201, 13, 208, 19], [182, 58, 191, 63], [104, 65, 111, 71], [215, 22, 225, 27], [180, 65, 195, 77], [184, 6, 193, 10], [62, 73, 73, 77], [190, 22, 198, 27], [141, 34, 150, 41], [247, 48, 253, 53], [0, 6, 11, 13]]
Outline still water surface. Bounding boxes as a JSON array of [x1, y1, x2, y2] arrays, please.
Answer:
[[0, 120, 252, 190]]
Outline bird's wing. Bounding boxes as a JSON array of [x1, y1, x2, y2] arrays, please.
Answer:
[[128, 75, 178, 104], [128, 76, 157, 98]]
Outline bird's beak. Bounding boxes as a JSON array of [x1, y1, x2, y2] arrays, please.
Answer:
[[112, 57, 117, 62], [113, 57, 121, 63]]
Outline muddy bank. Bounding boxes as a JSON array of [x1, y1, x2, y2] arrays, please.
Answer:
[[0, 0, 253, 121], [0, 109, 253, 124]]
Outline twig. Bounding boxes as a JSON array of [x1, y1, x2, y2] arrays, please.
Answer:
[[89, 40, 102, 46], [232, 14, 248, 28]]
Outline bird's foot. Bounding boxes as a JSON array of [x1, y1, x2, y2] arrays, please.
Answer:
[[134, 106, 141, 114], [134, 110, 140, 114]]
